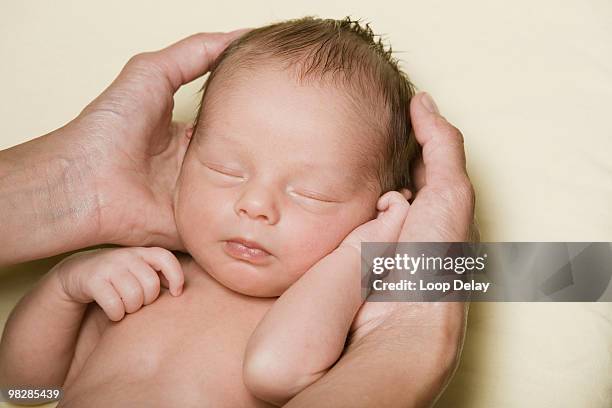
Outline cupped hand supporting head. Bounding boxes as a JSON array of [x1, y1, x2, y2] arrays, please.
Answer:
[[0, 31, 250, 265], [400, 92, 479, 243], [74, 30, 250, 249], [345, 93, 478, 407]]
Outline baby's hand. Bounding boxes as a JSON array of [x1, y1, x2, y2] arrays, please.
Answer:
[[340, 191, 410, 253], [53, 247, 184, 321]]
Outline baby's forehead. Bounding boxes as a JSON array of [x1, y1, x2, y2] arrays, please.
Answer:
[[201, 67, 382, 160], [203, 61, 385, 142]]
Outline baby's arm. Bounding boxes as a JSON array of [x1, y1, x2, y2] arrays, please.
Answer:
[[0, 247, 183, 388], [243, 246, 362, 405], [243, 192, 409, 406], [0, 266, 89, 388]]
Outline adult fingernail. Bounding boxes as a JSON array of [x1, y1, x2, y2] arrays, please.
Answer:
[[226, 27, 253, 36], [421, 92, 439, 114]]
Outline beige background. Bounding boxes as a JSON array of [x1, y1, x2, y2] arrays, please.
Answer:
[[1, 0, 611, 407]]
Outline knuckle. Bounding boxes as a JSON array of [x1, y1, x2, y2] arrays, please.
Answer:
[[87, 273, 106, 289], [119, 247, 143, 259], [456, 181, 475, 203], [157, 248, 179, 268], [141, 274, 160, 292], [104, 295, 123, 310], [390, 190, 404, 201], [450, 125, 465, 144], [127, 52, 152, 67], [104, 251, 131, 266], [431, 183, 473, 209], [434, 116, 465, 144], [143, 287, 161, 305], [450, 184, 474, 208], [148, 246, 170, 257], [123, 285, 142, 301]]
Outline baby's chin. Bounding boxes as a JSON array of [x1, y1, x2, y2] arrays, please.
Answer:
[[191, 248, 295, 297], [212, 272, 287, 297]]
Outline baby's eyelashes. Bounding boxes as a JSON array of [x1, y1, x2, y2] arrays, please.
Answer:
[[287, 188, 339, 204], [204, 164, 246, 180]]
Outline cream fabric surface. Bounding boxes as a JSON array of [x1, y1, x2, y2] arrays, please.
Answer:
[[1, 1, 611, 407]]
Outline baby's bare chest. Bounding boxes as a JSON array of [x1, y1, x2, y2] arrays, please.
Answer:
[[60, 268, 275, 408]]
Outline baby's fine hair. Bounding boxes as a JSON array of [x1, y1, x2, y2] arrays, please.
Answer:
[[193, 16, 420, 193]]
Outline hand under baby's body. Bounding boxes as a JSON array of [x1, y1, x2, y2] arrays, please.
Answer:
[[52, 247, 185, 321]]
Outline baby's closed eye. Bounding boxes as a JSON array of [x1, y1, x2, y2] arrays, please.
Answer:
[[205, 163, 245, 178], [288, 188, 339, 204]]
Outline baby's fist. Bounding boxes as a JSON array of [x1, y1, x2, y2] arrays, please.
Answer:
[[340, 191, 410, 254], [54, 247, 184, 321]]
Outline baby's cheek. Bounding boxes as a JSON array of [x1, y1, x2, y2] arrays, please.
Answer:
[[283, 219, 349, 274], [176, 188, 219, 249]]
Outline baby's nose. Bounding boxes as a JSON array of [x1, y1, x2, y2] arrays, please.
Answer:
[[234, 185, 280, 225]]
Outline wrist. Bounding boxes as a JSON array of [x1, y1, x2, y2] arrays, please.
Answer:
[[27, 268, 89, 318], [331, 245, 363, 281], [335, 242, 361, 259], [48, 257, 88, 305], [0, 123, 104, 265]]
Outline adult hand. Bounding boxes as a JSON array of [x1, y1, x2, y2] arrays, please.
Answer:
[[361, 92, 476, 404], [287, 92, 477, 407], [400, 92, 477, 243], [0, 30, 248, 266]]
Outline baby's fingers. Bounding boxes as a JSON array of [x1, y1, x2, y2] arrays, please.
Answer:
[[137, 248, 184, 296], [88, 278, 125, 322], [376, 191, 410, 217], [129, 263, 161, 305], [375, 191, 411, 237], [110, 271, 145, 314]]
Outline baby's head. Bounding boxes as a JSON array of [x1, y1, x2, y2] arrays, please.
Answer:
[[174, 17, 419, 297]]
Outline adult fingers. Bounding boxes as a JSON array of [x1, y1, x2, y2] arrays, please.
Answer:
[[409, 92, 469, 189], [124, 29, 251, 93]]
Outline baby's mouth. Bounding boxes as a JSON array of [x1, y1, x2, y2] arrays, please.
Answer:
[[223, 238, 272, 264]]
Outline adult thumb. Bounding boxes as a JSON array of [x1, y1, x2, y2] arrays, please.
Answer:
[[409, 92, 468, 186]]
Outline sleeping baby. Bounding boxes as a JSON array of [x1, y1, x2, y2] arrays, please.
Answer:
[[0, 16, 419, 407]]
